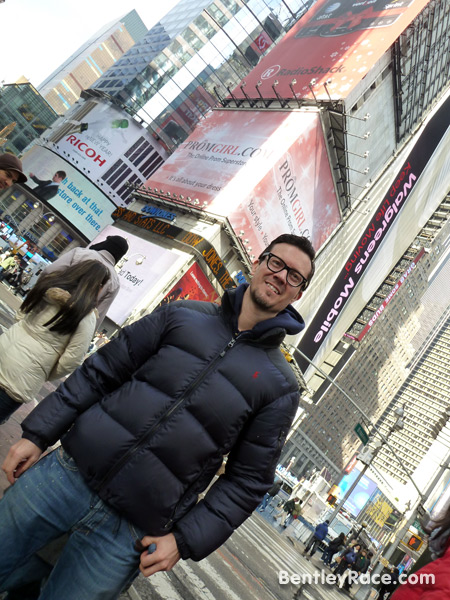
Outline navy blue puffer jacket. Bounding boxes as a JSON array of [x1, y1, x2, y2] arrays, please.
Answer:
[[22, 285, 304, 561]]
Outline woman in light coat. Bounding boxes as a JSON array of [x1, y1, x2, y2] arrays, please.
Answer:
[[0, 260, 110, 423]]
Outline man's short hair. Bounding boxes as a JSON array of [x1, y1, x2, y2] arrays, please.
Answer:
[[258, 234, 316, 289], [55, 171, 66, 179]]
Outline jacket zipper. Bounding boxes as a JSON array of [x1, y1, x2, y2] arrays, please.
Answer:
[[97, 336, 239, 493]]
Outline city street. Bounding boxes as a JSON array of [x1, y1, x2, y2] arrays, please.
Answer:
[[128, 512, 355, 600]]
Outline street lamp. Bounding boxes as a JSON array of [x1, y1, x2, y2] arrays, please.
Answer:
[[326, 409, 405, 533], [293, 345, 424, 502], [351, 521, 368, 542]]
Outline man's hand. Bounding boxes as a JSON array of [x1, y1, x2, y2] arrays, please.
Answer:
[[2, 439, 42, 485], [138, 533, 181, 577]]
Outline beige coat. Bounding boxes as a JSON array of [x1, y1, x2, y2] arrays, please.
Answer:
[[0, 288, 97, 403]]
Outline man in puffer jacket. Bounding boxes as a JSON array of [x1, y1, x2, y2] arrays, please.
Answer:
[[0, 233, 315, 600]]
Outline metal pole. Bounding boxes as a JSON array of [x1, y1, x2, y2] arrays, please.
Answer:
[[327, 463, 369, 529], [294, 347, 424, 501]]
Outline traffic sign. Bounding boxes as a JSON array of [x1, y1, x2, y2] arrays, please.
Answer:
[[354, 423, 369, 445]]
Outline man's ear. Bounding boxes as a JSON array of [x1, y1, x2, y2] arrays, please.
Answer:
[[250, 259, 260, 276], [294, 290, 303, 301]]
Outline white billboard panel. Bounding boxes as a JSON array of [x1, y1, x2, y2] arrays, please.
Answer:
[[21, 146, 115, 241], [90, 225, 180, 326], [146, 109, 341, 258], [51, 102, 168, 206]]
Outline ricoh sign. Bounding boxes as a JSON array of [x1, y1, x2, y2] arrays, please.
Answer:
[[295, 94, 450, 372]]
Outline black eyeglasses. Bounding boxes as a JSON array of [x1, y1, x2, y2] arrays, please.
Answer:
[[261, 253, 308, 289]]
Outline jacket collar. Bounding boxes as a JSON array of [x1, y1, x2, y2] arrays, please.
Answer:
[[222, 284, 305, 340]]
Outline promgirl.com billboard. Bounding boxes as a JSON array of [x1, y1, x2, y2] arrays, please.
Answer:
[[145, 109, 341, 258]]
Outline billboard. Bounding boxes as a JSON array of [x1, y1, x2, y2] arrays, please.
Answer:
[[234, 0, 431, 101], [112, 206, 235, 290], [337, 468, 378, 518], [90, 225, 180, 326], [51, 102, 167, 206], [145, 109, 340, 258], [295, 93, 450, 372], [365, 490, 394, 528], [21, 145, 115, 241], [157, 263, 220, 306]]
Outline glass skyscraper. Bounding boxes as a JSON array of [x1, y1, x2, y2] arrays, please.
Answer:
[[93, 0, 315, 151], [0, 83, 58, 155]]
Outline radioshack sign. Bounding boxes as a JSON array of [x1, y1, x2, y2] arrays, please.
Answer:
[[234, 0, 431, 101]]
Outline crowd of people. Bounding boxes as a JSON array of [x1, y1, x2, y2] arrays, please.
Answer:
[[257, 481, 407, 598]]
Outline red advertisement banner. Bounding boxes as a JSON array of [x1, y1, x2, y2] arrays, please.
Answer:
[[145, 109, 340, 258], [158, 263, 220, 306], [234, 0, 431, 101]]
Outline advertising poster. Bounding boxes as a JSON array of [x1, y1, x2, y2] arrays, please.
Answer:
[[337, 468, 378, 517], [90, 225, 180, 326], [295, 93, 450, 372], [233, 0, 431, 101], [21, 145, 115, 241], [365, 490, 394, 527], [52, 102, 167, 206], [146, 109, 340, 258], [157, 263, 220, 306]]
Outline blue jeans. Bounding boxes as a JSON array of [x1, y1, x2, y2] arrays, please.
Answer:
[[259, 493, 271, 511], [0, 387, 21, 423], [0, 447, 145, 599]]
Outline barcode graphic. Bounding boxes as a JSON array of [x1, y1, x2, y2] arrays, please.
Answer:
[[102, 137, 165, 204]]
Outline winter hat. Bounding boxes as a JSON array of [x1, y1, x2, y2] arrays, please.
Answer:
[[0, 153, 27, 183], [89, 235, 129, 264]]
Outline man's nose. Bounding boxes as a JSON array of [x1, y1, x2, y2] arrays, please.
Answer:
[[274, 267, 288, 283]]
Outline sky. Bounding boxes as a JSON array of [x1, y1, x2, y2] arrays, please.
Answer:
[[0, 0, 181, 87]]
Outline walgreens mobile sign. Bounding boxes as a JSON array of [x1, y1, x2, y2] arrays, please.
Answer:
[[295, 93, 450, 372]]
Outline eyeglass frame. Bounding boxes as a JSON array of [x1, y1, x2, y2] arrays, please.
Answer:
[[260, 252, 309, 290]]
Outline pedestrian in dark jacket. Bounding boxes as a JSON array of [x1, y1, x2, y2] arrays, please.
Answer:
[[304, 520, 330, 556], [259, 479, 282, 511], [0, 234, 315, 600], [344, 547, 369, 590], [380, 568, 400, 599], [322, 532, 346, 565], [334, 544, 360, 578]]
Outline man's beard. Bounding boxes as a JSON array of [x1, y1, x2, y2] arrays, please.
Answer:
[[249, 283, 276, 311]]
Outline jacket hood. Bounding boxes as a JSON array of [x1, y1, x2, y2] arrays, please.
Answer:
[[223, 284, 305, 337], [44, 287, 71, 306]]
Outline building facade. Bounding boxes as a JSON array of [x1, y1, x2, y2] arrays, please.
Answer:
[[37, 10, 147, 115], [0, 83, 58, 155], [281, 195, 450, 480], [93, 0, 315, 151]]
